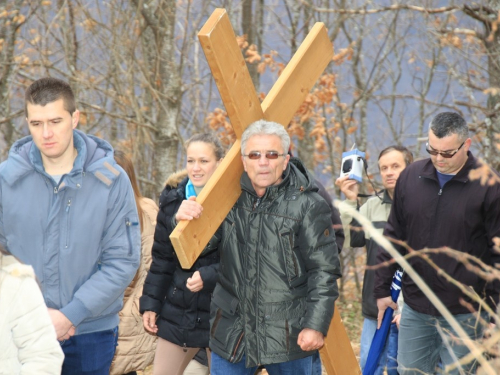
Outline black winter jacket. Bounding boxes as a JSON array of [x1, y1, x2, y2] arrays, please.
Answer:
[[140, 171, 219, 348], [209, 158, 342, 367], [374, 153, 500, 316]]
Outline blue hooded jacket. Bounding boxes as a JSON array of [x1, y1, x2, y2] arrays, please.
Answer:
[[0, 130, 141, 334]]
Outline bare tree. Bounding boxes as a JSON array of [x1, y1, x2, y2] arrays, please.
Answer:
[[0, 0, 29, 157]]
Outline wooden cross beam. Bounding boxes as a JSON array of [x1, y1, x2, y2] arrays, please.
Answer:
[[169, 8, 360, 375]]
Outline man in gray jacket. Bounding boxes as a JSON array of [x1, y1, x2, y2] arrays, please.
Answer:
[[0, 77, 141, 374]]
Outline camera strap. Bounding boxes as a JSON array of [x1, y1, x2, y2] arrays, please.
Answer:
[[358, 157, 384, 201]]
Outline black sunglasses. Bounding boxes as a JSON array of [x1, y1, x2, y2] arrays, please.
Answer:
[[243, 151, 286, 160], [425, 141, 465, 159]]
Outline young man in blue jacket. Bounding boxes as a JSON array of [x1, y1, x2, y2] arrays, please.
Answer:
[[0, 77, 141, 374]]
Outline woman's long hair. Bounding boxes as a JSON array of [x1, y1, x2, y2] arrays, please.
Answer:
[[114, 150, 145, 232]]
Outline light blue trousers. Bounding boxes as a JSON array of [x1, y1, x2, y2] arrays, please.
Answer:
[[360, 317, 399, 375], [397, 303, 487, 375]]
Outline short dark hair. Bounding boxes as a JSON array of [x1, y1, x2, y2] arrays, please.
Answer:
[[378, 145, 414, 167], [185, 133, 225, 160], [429, 112, 469, 141], [25, 77, 76, 117]]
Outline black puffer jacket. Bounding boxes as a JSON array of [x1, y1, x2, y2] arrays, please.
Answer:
[[140, 171, 219, 348], [209, 158, 341, 367]]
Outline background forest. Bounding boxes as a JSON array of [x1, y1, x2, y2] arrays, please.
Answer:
[[1, 0, 500, 370]]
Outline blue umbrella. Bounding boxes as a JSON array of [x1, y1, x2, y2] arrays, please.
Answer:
[[363, 269, 403, 375]]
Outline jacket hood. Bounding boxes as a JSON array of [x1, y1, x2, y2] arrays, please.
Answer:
[[240, 156, 316, 197], [164, 170, 188, 189], [0, 129, 116, 188], [158, 170, 189, 208], [1, 255, 35, 278]]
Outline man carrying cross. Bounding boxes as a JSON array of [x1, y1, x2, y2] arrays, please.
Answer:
[[176, 120, 341, 374]]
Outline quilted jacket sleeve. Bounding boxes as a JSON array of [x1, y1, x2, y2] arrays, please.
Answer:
[[297, 199, 342, 336], [60, 171, 141, 327], [140, 187, 179, 314]]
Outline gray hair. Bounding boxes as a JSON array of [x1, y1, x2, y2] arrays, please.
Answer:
[[429, 112, 469, 141], [241, 120, 290, 155]]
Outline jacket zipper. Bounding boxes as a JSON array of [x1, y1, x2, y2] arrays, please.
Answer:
[[230, 332, 245, 362], [423, 175, 444, 313], [255, 205, 263, 362], [65, 199, 72, 248], [253, 198, 261, 210], [285, 319, 290, 352], [289, 235, 298, 276], [125, 218, 138, 256]]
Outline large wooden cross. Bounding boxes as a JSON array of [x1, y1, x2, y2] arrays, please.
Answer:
[[169, 8, 360, 375]]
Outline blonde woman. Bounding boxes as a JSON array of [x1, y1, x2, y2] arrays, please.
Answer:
[[140, 133, 224, 375]]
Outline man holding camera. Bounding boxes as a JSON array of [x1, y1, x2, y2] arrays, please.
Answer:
[[374, 112, 500, 374], [336, 145, 413, 374]]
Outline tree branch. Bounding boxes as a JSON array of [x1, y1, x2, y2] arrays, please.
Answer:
[[302, 1, 461, 15]]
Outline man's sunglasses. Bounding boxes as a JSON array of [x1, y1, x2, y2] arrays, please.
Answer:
[[243, 151, 286, 160], [425, 141, 465, 159]]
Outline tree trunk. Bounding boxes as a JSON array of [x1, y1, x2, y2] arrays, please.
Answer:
[[242, 0, 262, 92], [0, 0, 26, 157], [133, 0, 181, 194], [484, 8, 500, 169]]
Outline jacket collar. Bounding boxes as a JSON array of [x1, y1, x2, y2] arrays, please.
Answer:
[[419, 151, 476, 183], [382, 189, 392, 204], [240, 157, 314, 201], [159, 175, 189, 207]]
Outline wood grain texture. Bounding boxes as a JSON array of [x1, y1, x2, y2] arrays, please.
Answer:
[[198, 8, 263, 138], [171, 8, 334, 269], [320, 307, 362, 375], [169, 140, 243, 269]]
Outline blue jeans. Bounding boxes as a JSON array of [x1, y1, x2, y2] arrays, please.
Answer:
[[211, 351, 320, 375], [61, 327, 118, 374], [398, 304, 487, 375], [360, 317, 399, 375], [386, 322, 399, 375]]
